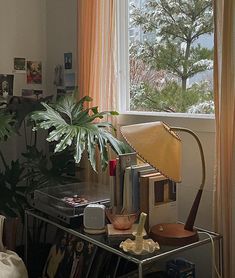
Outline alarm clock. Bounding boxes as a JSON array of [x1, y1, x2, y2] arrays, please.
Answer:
[[83, 204, 106, 234]]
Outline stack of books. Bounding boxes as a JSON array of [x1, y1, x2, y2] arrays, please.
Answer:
[[109, 153, 178, 232]]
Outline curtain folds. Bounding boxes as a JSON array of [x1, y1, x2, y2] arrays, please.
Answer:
[[213, 1, 235, 277], [77, 0, 117, 184], [77, 0, 117, 111]]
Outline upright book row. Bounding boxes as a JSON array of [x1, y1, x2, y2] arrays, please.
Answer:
[[109, 153, 178, 231]]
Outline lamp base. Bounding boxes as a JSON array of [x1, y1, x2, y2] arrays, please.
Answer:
[[150, 223, 199, 246]]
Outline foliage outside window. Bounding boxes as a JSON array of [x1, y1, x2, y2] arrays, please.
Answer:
[[128, 0, 214, 114]]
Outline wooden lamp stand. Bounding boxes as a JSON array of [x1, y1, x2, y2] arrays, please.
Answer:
[[150, 127, 205, 246], [120, 123, 205, 247]]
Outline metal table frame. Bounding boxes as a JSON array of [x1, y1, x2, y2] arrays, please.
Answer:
[[24, 209, 223, 278]]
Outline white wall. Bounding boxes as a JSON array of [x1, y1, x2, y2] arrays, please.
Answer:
[[0, 0, 47, 162], [0, 0, 77, 162], [0, 0, 47, 96], [45, 0, 77, 97], [0, 0, 77, 98]]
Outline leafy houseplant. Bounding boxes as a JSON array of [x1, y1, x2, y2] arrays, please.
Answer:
[[31, 94, 130, 172], [0, 110, 26, 217], [0, 110, 15, 141], [0, 94, 128, 252], [0, 96, 76, 217], [0, 94, 129, 217]]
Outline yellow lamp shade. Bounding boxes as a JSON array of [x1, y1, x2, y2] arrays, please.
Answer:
[[120, 121, 182, 183]]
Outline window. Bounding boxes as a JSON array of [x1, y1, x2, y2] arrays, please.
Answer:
[[117, 0, 214, 115]]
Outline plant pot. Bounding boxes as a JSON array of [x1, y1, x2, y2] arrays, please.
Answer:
[[3, 216, 19, 251]]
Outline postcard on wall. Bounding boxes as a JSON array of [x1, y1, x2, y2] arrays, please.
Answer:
[[27, 61, 42, 84], [64, 52, 72, 70], [64, 72, 75, 91], [34, 89, 43, 97], [22, 89, 43, 99], [56, 88, 66, 99], [0, 74, 14, 97], [54, 64, 63, 86], [13, 57, 26, 73]]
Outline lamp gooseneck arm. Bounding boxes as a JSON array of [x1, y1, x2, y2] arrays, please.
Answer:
[[170, 127, 206, 231]]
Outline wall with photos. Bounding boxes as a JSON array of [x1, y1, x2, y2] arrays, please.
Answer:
[[0, 0, 77, 100], [0, 0, 46, 97], [0, 0, 47, 163], [45, 0, 77, 97], [0, 0, 77, 163]]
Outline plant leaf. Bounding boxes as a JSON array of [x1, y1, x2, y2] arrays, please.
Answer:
[[30, 94, 129, 171], [0, 111, 15, 141]]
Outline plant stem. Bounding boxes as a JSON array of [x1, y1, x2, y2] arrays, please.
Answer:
[[0, 150, 7, 170]]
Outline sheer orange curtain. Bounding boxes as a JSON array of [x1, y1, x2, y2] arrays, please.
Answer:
[[213, 0, 235, 277], [77, 0, 117, 111], [77, 0, 117, 183]]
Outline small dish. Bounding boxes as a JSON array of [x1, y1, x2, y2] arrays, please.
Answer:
[[106, 208, 139, 230]]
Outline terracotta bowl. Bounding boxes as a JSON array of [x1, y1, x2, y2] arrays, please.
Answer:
[[106, 208, 139, 230]]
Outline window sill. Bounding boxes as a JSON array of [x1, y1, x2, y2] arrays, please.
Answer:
[[117, 112, 215, 133]]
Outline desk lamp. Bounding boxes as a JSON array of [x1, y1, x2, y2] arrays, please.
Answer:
[[120, 122, 205, 246]]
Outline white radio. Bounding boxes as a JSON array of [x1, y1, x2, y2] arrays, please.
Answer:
[[83, 204, 106, 234]]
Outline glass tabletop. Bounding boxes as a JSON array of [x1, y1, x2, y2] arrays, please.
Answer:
[[25, 209, 221, 266]]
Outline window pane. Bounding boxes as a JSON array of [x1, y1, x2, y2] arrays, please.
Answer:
[[128, 0, 214, 114]]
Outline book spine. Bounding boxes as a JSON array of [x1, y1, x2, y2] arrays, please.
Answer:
[[122, 167, 132, 213], [131, 164, 153, 211], [109, 159, 116, 207], [114, 158, 122, 209], [119, 153, 137, 192], [139, 176, 150, 231], [115, 153, 137, 211], [131, 169, 140, 212], [155, 180, 165, 203]]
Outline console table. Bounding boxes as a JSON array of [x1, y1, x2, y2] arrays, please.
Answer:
[[24, 209, 223, 278]]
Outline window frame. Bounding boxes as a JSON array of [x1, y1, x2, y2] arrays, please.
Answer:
[[116, 0, 215, 121]]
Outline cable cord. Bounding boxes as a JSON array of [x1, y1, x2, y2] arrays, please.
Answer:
[[198, 231, 222, 278]]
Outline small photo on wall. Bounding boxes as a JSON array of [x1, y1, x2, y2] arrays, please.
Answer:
[[34, 89, 43, 98], [64, 52, 72, 70], [22, 89, 43, 99], [54, 64, 63, 86], [27, 61, 42, 84], [13, 58, 26, 72], [0, 74, 14, 97], [64, 73, 75, 91], [22, 89, 34, 98], [57, 88, 66, 99]]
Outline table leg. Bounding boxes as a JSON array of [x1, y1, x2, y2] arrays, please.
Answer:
[[24, 210, 28, 266], [219, 237, 223, 278], [113, 256, 121, 278], [138, 263, 143, 278]]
